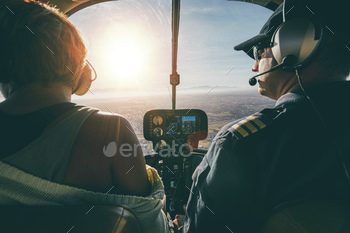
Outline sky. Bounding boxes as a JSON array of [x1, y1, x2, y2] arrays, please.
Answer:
[[69, 0, 272, 98]]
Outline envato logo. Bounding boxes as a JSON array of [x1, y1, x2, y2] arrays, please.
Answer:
[[103, 141, 193, 158], [103, 141, 118, 157], [103, 141, 141, 158]]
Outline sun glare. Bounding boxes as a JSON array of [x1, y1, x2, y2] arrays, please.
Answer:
[[96, 25, 149, 87], [106, 42, 143, 77]]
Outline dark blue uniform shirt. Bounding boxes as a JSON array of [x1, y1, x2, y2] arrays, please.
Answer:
[[184, 81, 350, 233]]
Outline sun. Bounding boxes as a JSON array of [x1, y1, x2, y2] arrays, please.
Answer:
[[105, 41, 144, 78], [96, 25, 149, 86]]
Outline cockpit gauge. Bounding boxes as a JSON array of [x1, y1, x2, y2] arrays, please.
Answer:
[[153, 116, 163, 125], [153, 127, 164, 137]]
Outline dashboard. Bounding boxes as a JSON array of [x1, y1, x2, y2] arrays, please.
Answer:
[[143, 109, 208, 154]]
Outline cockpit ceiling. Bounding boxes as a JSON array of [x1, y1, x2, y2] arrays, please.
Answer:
[[46, 0, 282, 16], [228, 0, 283, 10], [47, 0, 116, 16]]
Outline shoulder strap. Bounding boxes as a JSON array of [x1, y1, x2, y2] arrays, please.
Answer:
[[42, 105, 82, 133], [2, 107, 98, 183], [229, 107, 284, 140]]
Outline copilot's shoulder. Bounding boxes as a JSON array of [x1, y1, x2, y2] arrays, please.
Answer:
[[225, 107, 284, 140]]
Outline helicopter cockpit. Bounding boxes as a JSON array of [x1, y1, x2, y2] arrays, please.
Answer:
[[1, 0, 350, 233], [64, 0, 276, 222]]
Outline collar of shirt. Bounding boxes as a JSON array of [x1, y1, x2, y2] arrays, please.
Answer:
[[275, 91, 306, 108]]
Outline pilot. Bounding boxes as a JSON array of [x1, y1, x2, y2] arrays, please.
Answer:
[[0, 1, 168, 233], [182, 0, 350, 232]]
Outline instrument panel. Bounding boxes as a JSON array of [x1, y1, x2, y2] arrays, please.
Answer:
[[143, 109, 208, 152]]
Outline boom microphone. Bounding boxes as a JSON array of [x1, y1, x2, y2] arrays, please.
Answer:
[[249, 54, 298, 86], [249, 63, 284, 86]]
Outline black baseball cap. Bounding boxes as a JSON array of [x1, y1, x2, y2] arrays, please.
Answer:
[[234, 4, 283, 60]]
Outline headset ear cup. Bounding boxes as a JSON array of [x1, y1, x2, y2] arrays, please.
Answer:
[[271, 18, 323, 70], [73, 63, 93, 96]]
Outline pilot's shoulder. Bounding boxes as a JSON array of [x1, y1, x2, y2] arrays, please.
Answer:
[[226, 107, 284, 140]]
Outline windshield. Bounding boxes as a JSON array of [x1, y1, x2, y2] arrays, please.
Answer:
[[69, 0, 274, 154]]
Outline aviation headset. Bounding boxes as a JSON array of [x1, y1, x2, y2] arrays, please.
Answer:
[[248, 0, 326, 85], [71, 60, 97, 95], [270, 0, 324, 71]]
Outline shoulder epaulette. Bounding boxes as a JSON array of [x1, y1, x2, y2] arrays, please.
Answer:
[[229, 108, 283, 139]]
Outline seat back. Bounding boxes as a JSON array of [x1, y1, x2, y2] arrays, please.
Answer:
[[261, 200, 350, 233], [0, 205, 142, 233]]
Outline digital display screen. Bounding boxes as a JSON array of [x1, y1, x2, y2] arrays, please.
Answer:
[[166, 116, 181, 135], [182, 116, 196, 134]]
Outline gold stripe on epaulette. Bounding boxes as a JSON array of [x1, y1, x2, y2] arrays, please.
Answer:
[[232, 124, 249, 137], [247, 116, 266, 129], [239, 119, 258, 133]]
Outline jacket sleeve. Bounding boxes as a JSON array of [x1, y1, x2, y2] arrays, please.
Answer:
[[183, 129, 259, 233]]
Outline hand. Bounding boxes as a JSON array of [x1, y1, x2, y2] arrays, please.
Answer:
[[172, 204, 187, 228], [173, 214, 185, 229]]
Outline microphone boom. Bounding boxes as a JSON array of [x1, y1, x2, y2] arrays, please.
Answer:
[[248, 54, 298, 86]]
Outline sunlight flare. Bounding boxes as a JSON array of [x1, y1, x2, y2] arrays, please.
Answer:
[[96, 25, 149, 86]]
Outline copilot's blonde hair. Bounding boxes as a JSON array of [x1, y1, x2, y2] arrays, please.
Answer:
[[0, 0, 87, 88]]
